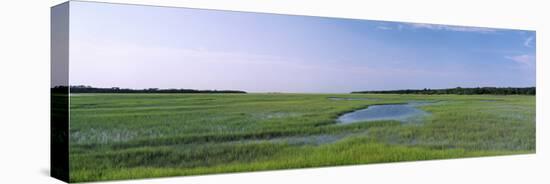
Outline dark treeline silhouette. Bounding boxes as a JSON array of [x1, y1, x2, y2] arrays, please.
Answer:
[[51, 86, 69, 93], [57, 85, 246, 94], [352, 87, 535, 95]]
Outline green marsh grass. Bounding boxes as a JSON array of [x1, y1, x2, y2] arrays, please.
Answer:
[[69, 93, 535, 182]]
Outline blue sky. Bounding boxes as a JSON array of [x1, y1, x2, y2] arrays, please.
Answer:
[[69, 1, 536, 93]]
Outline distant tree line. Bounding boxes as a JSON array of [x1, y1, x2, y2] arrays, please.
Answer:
[[352, 87, 535, 95], [63, 85, 247, 94], [51, 86, 69, 93]]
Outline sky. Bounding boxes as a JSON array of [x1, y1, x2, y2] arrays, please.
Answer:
[[68, 1, 536, 93]]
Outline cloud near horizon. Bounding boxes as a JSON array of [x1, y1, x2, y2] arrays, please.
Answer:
[[505, 54, 535, 66]]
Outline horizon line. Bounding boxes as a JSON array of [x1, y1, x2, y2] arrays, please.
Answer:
[[54, 85, 536, 94]]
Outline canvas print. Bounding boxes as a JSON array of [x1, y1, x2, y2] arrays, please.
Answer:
[[51, 1, 536, 183]]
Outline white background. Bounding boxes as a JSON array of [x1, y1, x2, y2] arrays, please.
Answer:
[[0, 0, 547, 183]]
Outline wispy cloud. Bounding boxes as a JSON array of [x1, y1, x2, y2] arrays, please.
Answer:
[[376, 26, 392, 30], [505, 54, 535, 66], [407, 23, 497, 33], [523, 36, 534, 47]]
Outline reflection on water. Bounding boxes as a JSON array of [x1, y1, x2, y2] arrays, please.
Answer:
[[337, 101, 438, 124]]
